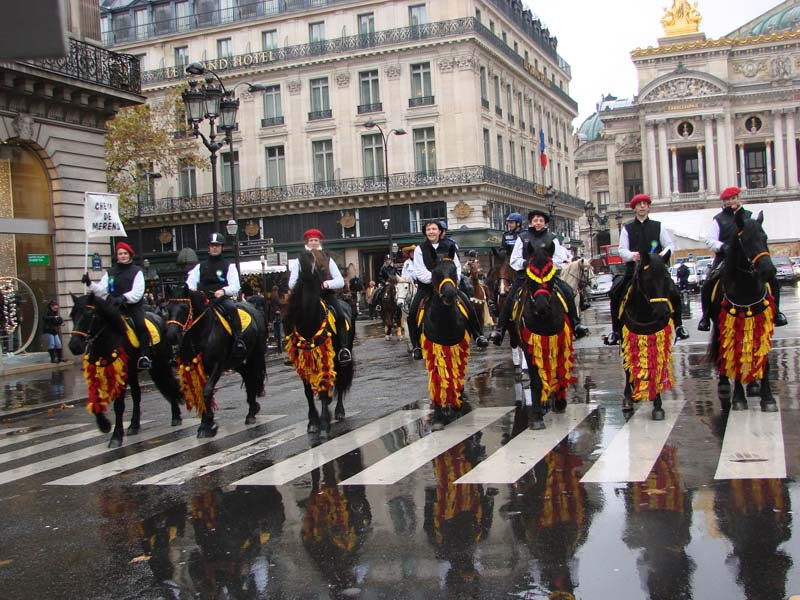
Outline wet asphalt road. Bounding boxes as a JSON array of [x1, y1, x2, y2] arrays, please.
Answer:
[[1, 288, 800, 599]]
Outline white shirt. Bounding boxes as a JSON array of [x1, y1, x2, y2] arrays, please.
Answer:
[[705, 207, 746, 252], [618, 218, 674, 262], [89, 268, 145, 304], [186, 261, 241, 297], [401, 258, 415, 280], [510, 230, 570, 271], [413, 243, 462, 284], [288, 256, 344, 290]]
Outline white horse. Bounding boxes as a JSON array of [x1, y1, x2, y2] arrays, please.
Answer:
[[560, 258, 595, 319], [395, 276, 417, 354]]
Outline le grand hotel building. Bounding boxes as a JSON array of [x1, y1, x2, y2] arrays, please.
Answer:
[[100, 0, 583, 280]]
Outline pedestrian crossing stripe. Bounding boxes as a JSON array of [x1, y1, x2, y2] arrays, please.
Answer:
[[0, 403, 792, 488], [0, 423, 89, 449]]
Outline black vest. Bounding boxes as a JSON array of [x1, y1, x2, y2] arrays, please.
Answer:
[[714, 207, 752, 251], [198, 256, 232, 293], [520, 227, 556, 260], [108, 263, 142, 304], [421, 240, 455, 272], [624, 218, 662, 258]]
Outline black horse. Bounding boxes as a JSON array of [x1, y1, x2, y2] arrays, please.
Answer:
[[618, 251, 675, 420], [419, 244, 471, 431], [165, 289, 267, 437], [515, 243, 577, 430], [285, 250, 355, 435], [707, 210, 777, 411], [68, 293, 183, 447]]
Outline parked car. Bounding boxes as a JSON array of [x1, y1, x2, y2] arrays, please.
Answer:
[[695, 258, 713, 286], [772, 256, 796, 283], [670, 262, 698, 292], [591, 273, 614, 298], [790, 257, 800, 279]]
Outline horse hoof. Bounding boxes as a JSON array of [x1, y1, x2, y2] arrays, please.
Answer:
[[529, 419, 546, 430], [107, 437, 123, 449], [171, 418, 182, 426], [307, 423, 319, 435], [385, 335, 391, 341], [96, 414, 111, 433], [432, 421, 445, 432], [746, 382, 761, 397], [126, 425, 140, 435], [335, 409, 345, 421], [553, 399, 567, 413], [732, 400, 747, 411], [245, 415, 256, 425], [651, 409, 665, 421], [761, 400, 778, 412], [197, 423, 218, 438], [622, 397, 634, 412]]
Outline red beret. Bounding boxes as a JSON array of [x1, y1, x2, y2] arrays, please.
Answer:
[[115, 241, 135, 256], [304, 228, 323, 241], [720, 186, 741, 201], [629, 194, 652, 209]]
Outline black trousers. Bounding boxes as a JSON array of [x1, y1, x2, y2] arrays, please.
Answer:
[[495, 272, 581, 333], [125, 303, 151, 350], [700, 257, 782, 318], [407, 283, 485, 348], [217, 297, 243, 336], [321, 291, 350, 349], [609, 270, 683, 332]]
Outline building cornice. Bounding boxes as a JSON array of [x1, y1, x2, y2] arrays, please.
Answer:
[[631, 29, 800, 58]]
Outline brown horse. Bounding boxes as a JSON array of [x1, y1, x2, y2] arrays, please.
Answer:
[[380, 278, 400, 339], [468, 266, 493, 329], [486, 256, 523, 379]]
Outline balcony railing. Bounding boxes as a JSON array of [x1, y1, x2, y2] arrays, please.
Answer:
[[123, 165, 585, 218], [261, 116, 285, 127], [308, 109, 332, 120], [135, 17, 577, 111], [357, 102, 382, 114], [22, 37, 141, 95], [409, 96, 435, 108]]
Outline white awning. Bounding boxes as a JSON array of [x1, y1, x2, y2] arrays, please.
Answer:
[[238, 259, 296, 275]]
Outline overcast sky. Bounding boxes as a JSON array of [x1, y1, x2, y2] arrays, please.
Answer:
[[525, 0, 783, 128]]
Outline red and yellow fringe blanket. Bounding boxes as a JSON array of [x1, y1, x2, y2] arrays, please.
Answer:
[[520, 322, 576, 403], [535, 450, 585, 529], [286, 321, 337, 394], [631, 446, 683, 513], [421, 331, 471, 408], [717, 296, 775, 384], [83, 347, 128, 415], [302, 485, 357, 552], [429, 447, 484, 546], [177, 354, 213, 415], [621, 321, 674, 401]]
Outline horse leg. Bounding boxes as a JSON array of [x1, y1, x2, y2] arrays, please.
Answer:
[[525, 353, 545, 430], [109, 389, 126, 448], [760, 362, 777, 412], [95, 409, 111, 433], [623, 371, 634, 412], [334, 388, 345, 421], [746, 380, 761, 397], [432, 403, 445, 432], [652, 394, 665, 421], [731, 380, 747, 411], [319, 392, 332, 437], [511, 346, 522, 382], [306, 383, 320, 434], [197, 364, 221, 438], [127, 368, 141, 435], [718, 375, 731, 410]]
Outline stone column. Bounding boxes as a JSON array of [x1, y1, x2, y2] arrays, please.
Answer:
[[646, 122, 659, 197], [658, 120, 670, 198], [670, 146, 679, 194], [786, 109, 798, 187], [725, 112, 736, 186], [773, 110, 786, 189], [738, 144, 748, 189], [704, 116, 717, 194], [766, 141, 774, 187], [717, 118, 729, 186], [697, 145, 705, 192]]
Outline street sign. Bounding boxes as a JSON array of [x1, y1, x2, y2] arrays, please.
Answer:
[[239, 238, 276, 258], [278, 252, 288, 265], [91, 252, 102, 271], [27, 254, 50, 266], [266, 253, 279, 266]]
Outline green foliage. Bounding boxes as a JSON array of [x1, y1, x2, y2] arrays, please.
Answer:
[[105, 87, 207, 210]]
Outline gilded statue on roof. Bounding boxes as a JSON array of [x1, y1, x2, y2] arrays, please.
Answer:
[[661, 0, 702, 37]]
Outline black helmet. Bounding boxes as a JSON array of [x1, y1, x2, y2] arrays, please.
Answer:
[[208, 232, 226, 245]]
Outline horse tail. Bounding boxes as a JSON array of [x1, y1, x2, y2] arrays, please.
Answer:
[[335, 316, 356, 397]]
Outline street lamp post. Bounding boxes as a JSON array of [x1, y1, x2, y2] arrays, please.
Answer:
[[546, 186, 557, 234], [226, 219, 240, 277], [363, 120, 406, 259], [584, 201, 595, 258], [137, 171, 161, 265], [614, 208, 624, 235], [260, 254, 267, 298]]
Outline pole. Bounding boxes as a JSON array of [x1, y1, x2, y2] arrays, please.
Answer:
[[384, 130, 392, 260], [138, 174, 145, 264], [228, 134, 241, 275], [261, 259, 267, 298], [210, 150, 219, 233]]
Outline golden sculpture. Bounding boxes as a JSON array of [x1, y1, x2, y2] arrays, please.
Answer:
[[661, 0, 702, 37]]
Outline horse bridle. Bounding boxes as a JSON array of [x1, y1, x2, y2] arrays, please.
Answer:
[[736, 230, 771, 275], [630, 262, 674, 314], [435, 258, 457, 296], [166, 297, 207, 332], [69, 304, 105, 346]]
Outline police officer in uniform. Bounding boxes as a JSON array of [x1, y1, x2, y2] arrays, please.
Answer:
[[408, 220, 488, 360], [83, 241, 152, 369], [401, 246, 416, 280], [499, 212, 523, 258], [186, 233, 247, 358], [605, 194, 689, 345], [697, 186, 787, 331], [489, 209, 589, 344], [372, 254, 398, 310]]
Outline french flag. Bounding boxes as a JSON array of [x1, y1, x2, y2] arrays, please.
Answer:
[[539, 129, 548, 170]]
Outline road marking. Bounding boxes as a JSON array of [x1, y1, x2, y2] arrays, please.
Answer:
[[340, 407, 513, 486], [581, 399, 686, 483], [46, 416, 284, 486], [0, 423, 89, 449], [137, 412, 360, 485], [0, 420, 201, 486], [232, 409, 429, 487], [455, 405, 596, 484], [0, 421, 152, 465], [715, 402, 786, 480]]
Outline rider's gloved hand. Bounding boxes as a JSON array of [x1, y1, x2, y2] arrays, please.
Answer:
[[108, 295, 126, 309], [81, 272, 91, 286], [719, 243, 731, 256]]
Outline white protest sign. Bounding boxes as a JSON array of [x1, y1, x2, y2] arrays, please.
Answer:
[[84, 192, 127, 238]]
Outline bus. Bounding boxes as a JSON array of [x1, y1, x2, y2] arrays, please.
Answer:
[[599, 244, 623, 267]]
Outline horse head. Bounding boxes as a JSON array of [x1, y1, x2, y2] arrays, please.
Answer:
[[68, 293, 122, 356], [525, 243, 559, 320], [734, 210, 776, 283], [164, 286, 206, 351], [634, 251, 672, 322], [431, 243, 459, 306]]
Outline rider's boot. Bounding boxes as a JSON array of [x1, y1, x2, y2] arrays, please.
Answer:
[[56, 348, 68, 362], [228, 307, 247, 359], [460, 291, 488, 348], [135, 323, 153, 369], [770, 276, 788, 326], [670, 286, 690, 340], [336, 316, 352, 366], [698, 277, 713, 331], [489, 295, 512, 346], [137, 351, 152, 370]]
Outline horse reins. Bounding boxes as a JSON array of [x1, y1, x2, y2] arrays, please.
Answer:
[[69, 304, 105, 345], [167, 297, 206, 332]]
